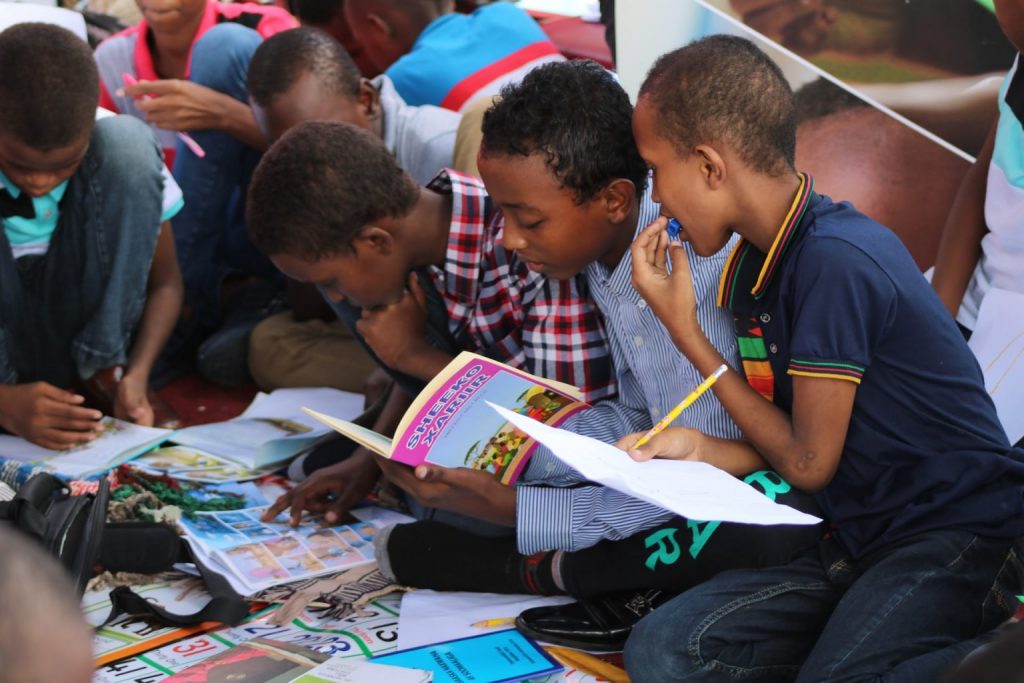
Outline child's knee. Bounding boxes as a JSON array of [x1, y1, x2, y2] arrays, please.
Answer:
[[90, 116, 164, 186], [189, 23, 262, 92]]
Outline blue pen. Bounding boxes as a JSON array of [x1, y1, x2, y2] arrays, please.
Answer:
[[667, 218, 683, 241]]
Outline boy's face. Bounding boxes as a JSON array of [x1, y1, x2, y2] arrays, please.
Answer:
[[632, 98, 732, 257], [0, 130, 89, 198], [135, 0, 205, 33], [270, 237, 407, 309], [478, 151, 626, 280], [342, 1, 407, 74], [994, 0, 1024, 52], [252, 72, 375, 144]]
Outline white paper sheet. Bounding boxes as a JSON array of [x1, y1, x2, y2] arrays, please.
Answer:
[[490, 404, 821, 526], [397, 590, 575, 650], [969, 287, 1024, 445]]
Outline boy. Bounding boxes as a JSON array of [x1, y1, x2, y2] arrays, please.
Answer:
[[0, 23, 183, 446], [0, 528, 93, 683], [248, 27, 462, 190], [262, 61, 821, 650], [94, 0, 296, 386], [247, 120, 615, 533], [622, 35, 1024, 681], [286, 0, 377, 76], [343, 0, 563, 111]]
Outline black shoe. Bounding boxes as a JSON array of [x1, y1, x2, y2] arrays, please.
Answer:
[[515, 589, 672, 652]]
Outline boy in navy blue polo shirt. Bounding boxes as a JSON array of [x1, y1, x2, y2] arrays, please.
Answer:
[[621, 35, 1024, 682]]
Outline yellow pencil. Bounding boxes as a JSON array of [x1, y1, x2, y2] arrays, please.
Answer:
[[471, 617, 516, 628], [631, 364, 729, 448]]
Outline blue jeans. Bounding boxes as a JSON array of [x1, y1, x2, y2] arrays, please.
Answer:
[[625, 530, 1024, 682], [0, 116, 163, 387], [171, 22, 273, 331]]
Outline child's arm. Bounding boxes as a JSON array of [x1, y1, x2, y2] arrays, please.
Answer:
[[115, 222, 183, 425], [121, 80, 267, 151], [356, 273, 455, 381], [631, 221, 855, 492], [931, 120, 997, 318]]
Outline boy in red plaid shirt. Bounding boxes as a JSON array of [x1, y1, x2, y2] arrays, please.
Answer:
[[247, 120, 614, 534]]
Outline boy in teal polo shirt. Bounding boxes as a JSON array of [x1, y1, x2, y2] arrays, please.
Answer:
[[622, 35, 1024, 681], [0, 23, 183, 448]]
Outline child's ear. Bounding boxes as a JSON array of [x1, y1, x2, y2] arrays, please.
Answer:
[[354, 224, 395, 255], [601, 179, 636, 224], [694, 144, 727, 190], [367, 12, 394, 39], [358, 78, 381, 121]]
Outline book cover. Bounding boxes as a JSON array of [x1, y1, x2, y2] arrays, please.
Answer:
[[163, 638, 328, 682], [372, 629, 561, 683], [305, 352, 589, 485]]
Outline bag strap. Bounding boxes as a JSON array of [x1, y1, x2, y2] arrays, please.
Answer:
[[0, 498, 48, 539], [99, 525, 250, 628]]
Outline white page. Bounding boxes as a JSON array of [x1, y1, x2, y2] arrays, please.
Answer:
[[397, 590, 575, 650], [968, 287, 1024, 444], [0, 418, 170, 477], [294, 658, 433, 683], [490, 404, 821, 526], [242, 387, 364, 424]]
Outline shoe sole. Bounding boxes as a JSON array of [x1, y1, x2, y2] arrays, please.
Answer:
[[514, 616, 627, 653]]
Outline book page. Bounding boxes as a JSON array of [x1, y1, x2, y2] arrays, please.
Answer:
[[491, 404, 822, 526], [300, 410, 393, 457], [389, 353, 588, 485]]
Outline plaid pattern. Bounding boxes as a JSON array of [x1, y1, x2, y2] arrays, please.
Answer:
[[427, 170, 616, 403]]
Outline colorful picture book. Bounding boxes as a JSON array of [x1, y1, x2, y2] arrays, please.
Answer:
[[304, 352, 589, 485], [178, 506, 377, 594], [373, 629, 562, 683], [134, 446, 276, 483], [172, 388, 365, 469], [0, 417, 171, 479]]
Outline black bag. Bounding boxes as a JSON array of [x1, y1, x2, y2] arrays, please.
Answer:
[[0, 473, 249, 627], [0, 472, 108, 595]]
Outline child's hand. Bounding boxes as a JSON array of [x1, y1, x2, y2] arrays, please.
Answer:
[[262, 449, 380, 527], [120, 79, 224, 132], [616, 426, 706, 463], [376, 457, 516, 527], [114, 372, 153, 426], [0, 383, 103, 450], [630, 217, 700, 336], [357, 273, 434, 373]]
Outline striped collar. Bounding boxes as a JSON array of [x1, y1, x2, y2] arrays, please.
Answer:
[[717, 173, 814, 310]]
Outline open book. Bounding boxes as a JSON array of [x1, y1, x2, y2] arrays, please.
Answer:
[[170, 387, 364, 469], [0, 417, 171, 479], [304, 352, 589, 485]]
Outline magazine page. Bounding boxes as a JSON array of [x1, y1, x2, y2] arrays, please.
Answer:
[[0, 417, 171, 479], [388, 353, 588, 485], [172, 388, 364, 469], [179, 506, 377, 593], [135, 446, 276, 483]]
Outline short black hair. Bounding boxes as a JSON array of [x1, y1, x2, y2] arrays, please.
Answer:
[[480, 59, 648, 203], [794, 77, 868, 125], [639, 35, 796, 176], [0, 23, 98, 150], [247, 121, 419, 260], [248, 27, 361, 107], [288, 0, 343, 25]]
